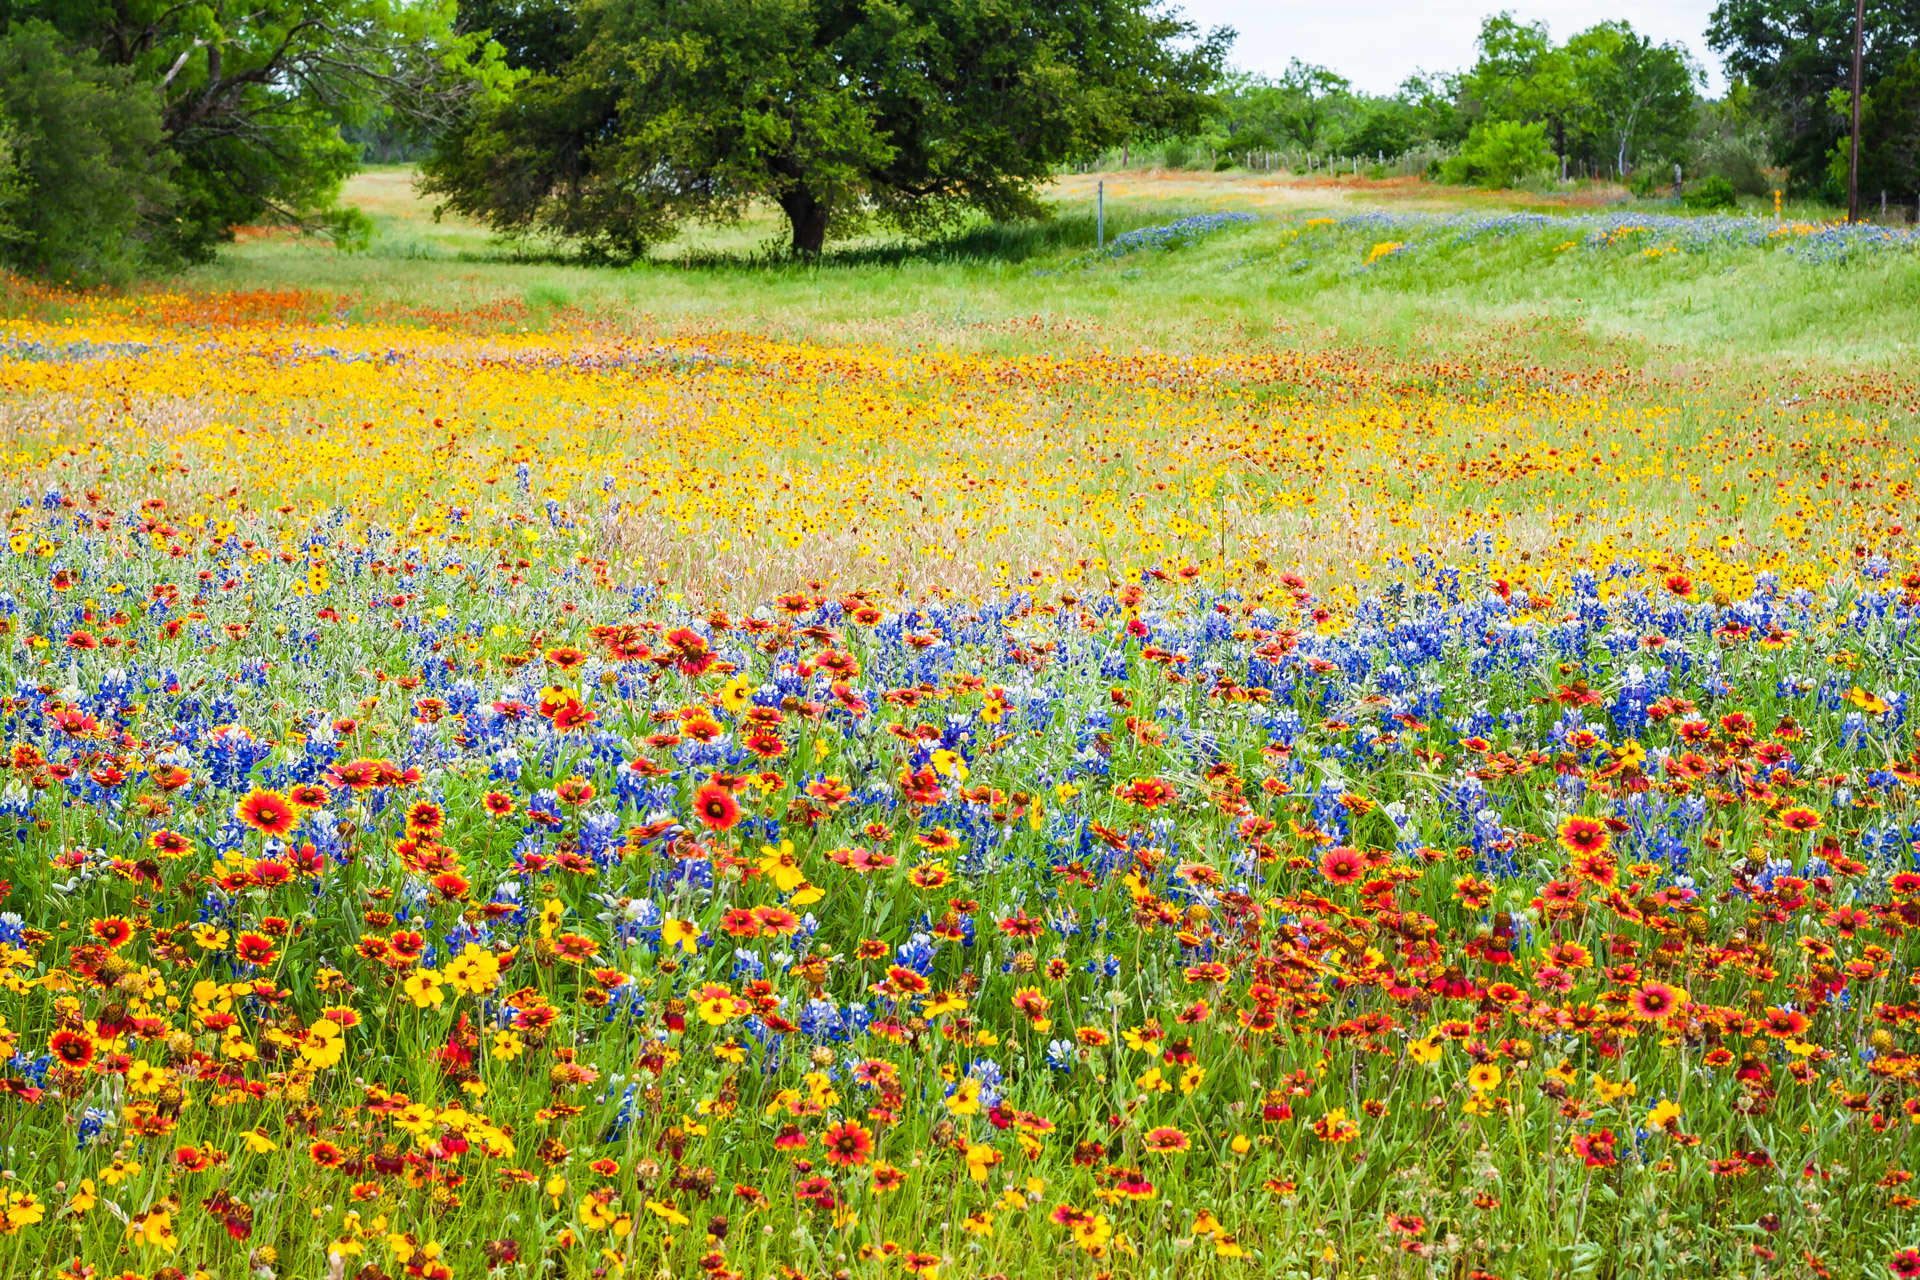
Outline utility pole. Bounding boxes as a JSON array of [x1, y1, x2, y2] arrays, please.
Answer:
[[1848, 0, 1864, 222]]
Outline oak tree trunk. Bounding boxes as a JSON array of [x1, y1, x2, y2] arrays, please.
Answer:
[[779, 184, 830, 255]]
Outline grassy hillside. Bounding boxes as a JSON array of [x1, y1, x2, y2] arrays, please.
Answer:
[[170, 167, 1920, 390]]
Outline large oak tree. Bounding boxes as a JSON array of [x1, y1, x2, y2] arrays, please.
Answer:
[[421, 0, 1231, 257]]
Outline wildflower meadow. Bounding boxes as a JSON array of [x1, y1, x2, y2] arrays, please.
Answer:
[[0, 198, 1917, 1280]]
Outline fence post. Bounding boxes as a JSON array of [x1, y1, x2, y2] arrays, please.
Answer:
[[1097, 180, 1104, 251]]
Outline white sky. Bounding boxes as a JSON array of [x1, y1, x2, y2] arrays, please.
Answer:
[[1181, 0, 1729, 96]]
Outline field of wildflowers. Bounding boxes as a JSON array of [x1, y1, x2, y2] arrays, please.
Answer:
[[0, 203, 1918, 1280]]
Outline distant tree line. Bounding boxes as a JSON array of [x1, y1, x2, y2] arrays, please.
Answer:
[[1200, 19, 1709, 191], [1197, 5, 1918, 202], [0, 0, 1912, 279]]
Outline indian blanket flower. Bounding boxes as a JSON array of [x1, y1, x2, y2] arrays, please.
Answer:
[[1630, 981, 1687, 1022], [1143, 1126, 1191, 1153], [235, 788, 299, 836], [1556, 816, 1610, 857], [1319, 845, 1366, 884], [1778, 806, 1822, 833], [821, 1120, 874, 1167]]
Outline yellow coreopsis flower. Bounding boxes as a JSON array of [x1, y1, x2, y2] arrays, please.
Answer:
[[758, 841, 806, 892], [64, 1179, 96, 1216], [100, 1159, 142, 1186], [965, 1144, 1002, 1182], [929, 748, 969, 780], [580, 1193, 619, 1230], [301, 1018, 346, 1069], [946, 1077, 983, 1116], [404, 969, 445, 1009], [126, 1206, 177, 1253], [1591, 1074, 1636, 1104], [394, 1103, 438, 1135], [127, 1059, 169, 1096], [924, 990, 968, 1017], [443, 944, 501, 995], [804, 1070, 838, 1107]]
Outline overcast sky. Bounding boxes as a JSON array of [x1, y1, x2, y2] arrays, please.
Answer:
[[1181, 1, 1728, 96]]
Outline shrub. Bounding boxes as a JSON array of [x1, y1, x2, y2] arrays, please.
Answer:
[[0, 21, 177, 285], [1439, 120, 1553, 189], [1683, 174, 1738, 211], [1698, 135, 1773, 196]]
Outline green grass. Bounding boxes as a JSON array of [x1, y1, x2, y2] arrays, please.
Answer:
[[180, 167, 1920, 394]]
